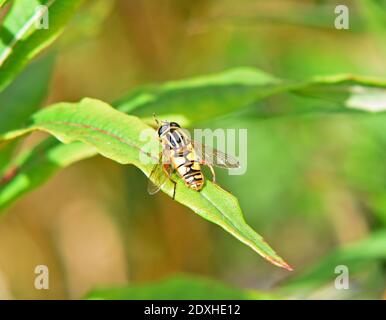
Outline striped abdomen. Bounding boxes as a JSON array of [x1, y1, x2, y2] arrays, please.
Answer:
[[171, 145, 204, 191]]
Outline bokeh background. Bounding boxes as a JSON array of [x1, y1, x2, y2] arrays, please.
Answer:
[[0, 0, 385, 299]]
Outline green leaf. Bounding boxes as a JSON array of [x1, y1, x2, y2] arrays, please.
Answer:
[[0, 138, 96, 205], [0, 67, 282, 210], [86, 274, 280, 300], [116, 69, 386, 124], [114, 67, 281, 125], [0, 97, 292, 270], [0, 53, 55, 134], [0, 138, 93, 207], [2, 69, 386, 214], [0, 0, 84, 92], [0, 0, 10, 8], [294, 74, 386, 114], [0, 53, 55, 173]]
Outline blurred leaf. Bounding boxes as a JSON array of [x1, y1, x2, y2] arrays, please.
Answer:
[[118, 69, 386, 122], [114, 67, 280, 126], [0, 0, 84, 92], [281, 231, 386, 295], [0, 138, 94, 207], [0, 53, 54, 173], [0, 97, 292, 270], [0, 53, 54, 133], [86, 274, 280, 300], [295, 74, 386, 114], [0, 138, 96, 206], [0, 0, 10, 8], [1, 68, 386, 213], [345, 86, 386, 112]]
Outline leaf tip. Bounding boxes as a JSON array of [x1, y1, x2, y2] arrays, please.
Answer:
[[266, 256, 294, 271], [282, 262, 294, 272]]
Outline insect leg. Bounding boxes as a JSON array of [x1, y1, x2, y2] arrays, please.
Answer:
[[171, 179, 177, 200], [162, 163, 170, 174], [162, 164, 177, 200], [208, 164, 216, 183], [198, 157, 217, 184]]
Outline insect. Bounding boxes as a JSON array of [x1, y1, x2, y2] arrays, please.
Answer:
[[148, 117, 240, 199]]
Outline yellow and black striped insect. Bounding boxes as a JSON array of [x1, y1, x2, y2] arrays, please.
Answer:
[[148, 117, 240, 199]]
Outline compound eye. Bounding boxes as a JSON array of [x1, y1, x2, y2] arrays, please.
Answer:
[[170, 122, 180, 128], [158, 124, 169, 136]]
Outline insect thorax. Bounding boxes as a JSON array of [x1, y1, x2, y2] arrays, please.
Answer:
[[162, 128, 187, 150]]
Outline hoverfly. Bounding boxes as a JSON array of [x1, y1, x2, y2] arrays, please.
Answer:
[[148, 117, 240, 199]]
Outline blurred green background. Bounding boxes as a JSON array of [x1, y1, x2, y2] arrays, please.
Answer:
[[0, 0, 385, 299]]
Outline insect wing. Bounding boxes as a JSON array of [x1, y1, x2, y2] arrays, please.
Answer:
[[147, 162, 171, 195], [147, 149, 173, 195], [192, 140, 240, 169]]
